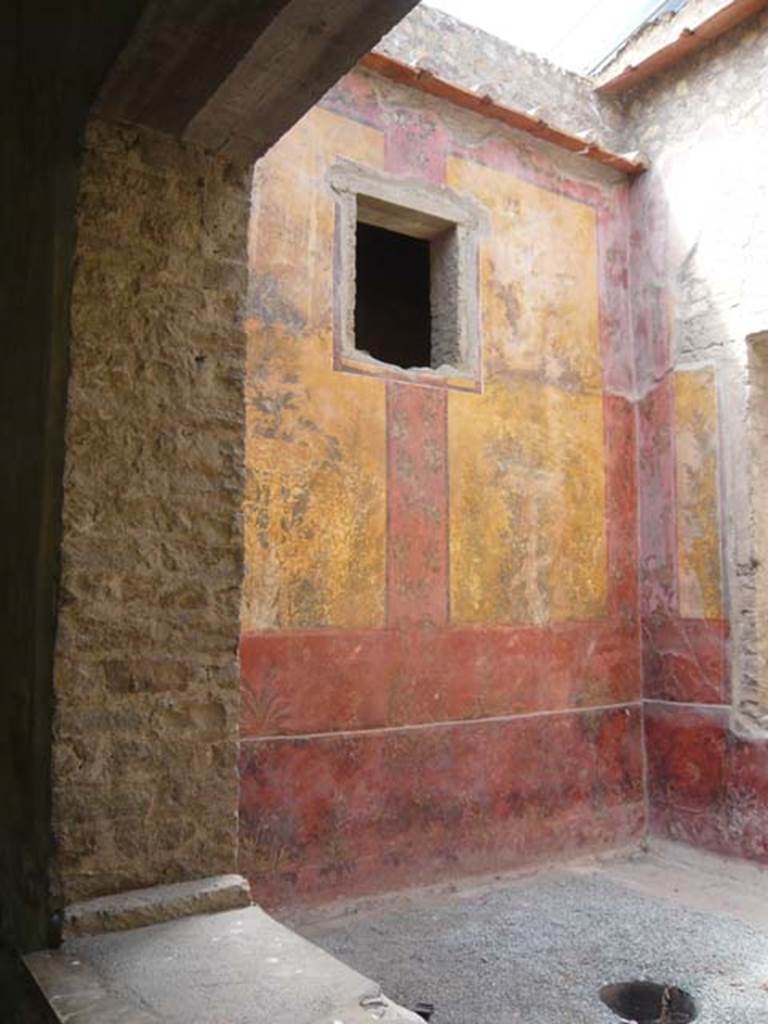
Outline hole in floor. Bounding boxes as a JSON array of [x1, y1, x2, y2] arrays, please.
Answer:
[[412, 1000, 434, 1021], [599, 981, 698, 1024]]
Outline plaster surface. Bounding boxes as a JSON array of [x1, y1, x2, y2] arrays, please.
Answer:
[[629, 5, 768, 738], [626, 4, 768, 859], [285, 844, 768, 1023], [240, 63, 642, 907]]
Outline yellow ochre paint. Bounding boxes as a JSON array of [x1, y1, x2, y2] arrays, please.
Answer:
[[242, 108, 387, 631], [446, 156, 606, 625], [674, 368, 722, 619]]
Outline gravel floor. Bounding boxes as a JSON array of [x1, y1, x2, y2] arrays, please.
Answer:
[[284, 865, 768, 1023]]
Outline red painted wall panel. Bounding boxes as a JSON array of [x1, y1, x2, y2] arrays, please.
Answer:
[[604, 394, 640, 623], [241, 706, 644, 907], [646, 704, 768, 863], [241, 621, 640, 738], [386, 383, 449, 628], [643, 617, 729, 705]]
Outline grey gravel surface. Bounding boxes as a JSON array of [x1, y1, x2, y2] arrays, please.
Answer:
[[285, 869, 768, 1024]]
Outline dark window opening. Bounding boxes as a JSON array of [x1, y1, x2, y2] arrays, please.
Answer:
[[355, 222, 432, 370]]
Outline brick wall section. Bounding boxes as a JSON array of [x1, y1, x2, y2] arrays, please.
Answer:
[[51, 120, 249, 905]]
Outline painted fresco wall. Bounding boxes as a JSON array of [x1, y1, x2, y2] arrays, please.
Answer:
[[239, 67, 644, 906], [630, 9, 768, 863]]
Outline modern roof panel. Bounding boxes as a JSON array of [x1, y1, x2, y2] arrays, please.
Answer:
[[423, 0, 690, 74]]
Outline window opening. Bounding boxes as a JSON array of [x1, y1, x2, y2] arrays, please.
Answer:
[[355, 222, 432, 370], [330, 163, 481, 389]]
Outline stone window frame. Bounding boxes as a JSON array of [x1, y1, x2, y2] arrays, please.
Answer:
[[719, 330, 768, 738], [329, 159, 483, 392]]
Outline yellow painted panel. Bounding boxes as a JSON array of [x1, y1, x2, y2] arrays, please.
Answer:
[[449, 379, 606, 624], [447, 156, 602, 393], [242, 109, 387, 630], [249, 107, 384, 333], [446, 155, 606, 624], [675, 368, 722, 619]]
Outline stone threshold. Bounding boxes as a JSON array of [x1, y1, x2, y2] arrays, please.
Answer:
[[24, 883, 422, 1024], [63, 874, 252, 938]]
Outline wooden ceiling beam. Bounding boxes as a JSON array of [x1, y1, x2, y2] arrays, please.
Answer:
[[94, 0, 418, 158]]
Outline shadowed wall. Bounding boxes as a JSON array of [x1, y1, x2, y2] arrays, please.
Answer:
[[1, 0, 147, 983]]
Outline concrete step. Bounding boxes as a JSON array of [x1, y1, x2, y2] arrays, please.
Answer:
[[25, 903, 422, 1024]]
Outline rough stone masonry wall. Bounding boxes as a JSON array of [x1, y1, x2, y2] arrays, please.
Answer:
[[51, 120, 249, 905], [625, 8, 768, 862], [379, 4, 628, 153]]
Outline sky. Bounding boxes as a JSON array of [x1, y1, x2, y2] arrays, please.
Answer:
[[423, 0, 674, 74]]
